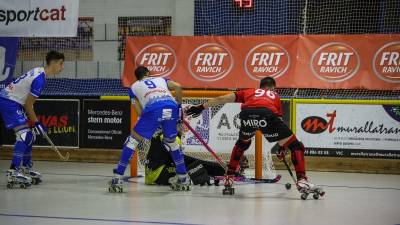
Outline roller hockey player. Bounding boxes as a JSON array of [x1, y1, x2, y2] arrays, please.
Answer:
[[0, 51, 65, 188], [144, 131, 227, 186], [109, 66, 191, 193], [186, 77, 325, 199]]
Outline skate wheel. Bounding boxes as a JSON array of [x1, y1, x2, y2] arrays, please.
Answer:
[[319, 191, 326, 197], [20, 183, 27, 189], [301, 193, 308, 200], [118, 187, 123, 193], [285, 183, 291, 190], [313, 193, 319, 200], [222, 189, 228, 195], [109, 187, 117, 193], [229, 188, 235, 195], [6, 183, 13, 189]]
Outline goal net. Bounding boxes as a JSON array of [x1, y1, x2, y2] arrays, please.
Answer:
[[194, 0, 400, 35], [134, 94, 278, 180]]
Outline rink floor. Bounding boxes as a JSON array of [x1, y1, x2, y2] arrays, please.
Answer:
[[0, 160, 399, 225]]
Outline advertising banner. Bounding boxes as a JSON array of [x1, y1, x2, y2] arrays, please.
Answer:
[[0, 37, 18, 89], [123, 35, 400, 90], [82, 100, 130, 149], [1, 99, 79, 147], [182, 100, 291, 153], [295, 100, 400, 158], [0, 0, 79, 37]]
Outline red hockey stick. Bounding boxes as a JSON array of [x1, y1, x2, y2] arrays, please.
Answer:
[[183, 119, 227, 171]]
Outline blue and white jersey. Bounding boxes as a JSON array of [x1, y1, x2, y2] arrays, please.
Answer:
[[0, 67, 46, 105], [129, 77, 176, 113]]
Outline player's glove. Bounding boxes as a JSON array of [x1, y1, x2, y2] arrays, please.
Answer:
[[276, 146, 287, 161], [185, 104, 205, 118], [187, 161, 210, 186], [34, 121, 47, 136]]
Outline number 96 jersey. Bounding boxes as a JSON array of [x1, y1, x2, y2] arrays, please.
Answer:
[[235, 88, 283, 117], [129, 77, 176, 113]]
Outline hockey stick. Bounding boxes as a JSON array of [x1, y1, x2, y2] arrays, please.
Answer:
[[282, 156, 297, 184], [43, 133, 70, 161], [183, 120, 227, 171], [214, 176, 281, 184]]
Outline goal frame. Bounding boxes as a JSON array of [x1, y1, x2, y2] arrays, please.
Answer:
[[128, 90, 266, 179]]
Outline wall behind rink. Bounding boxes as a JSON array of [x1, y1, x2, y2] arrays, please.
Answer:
[[1, 96, 399, 174], [79, 0, 194, 62]]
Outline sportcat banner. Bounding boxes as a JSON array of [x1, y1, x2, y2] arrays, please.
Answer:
[[295, 101, 400, 158], [0, 0, 79, 37], [123, 35, 400, 90]]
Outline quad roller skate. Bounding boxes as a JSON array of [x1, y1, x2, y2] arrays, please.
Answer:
[[22, 167, 42, 185], [170, 174, 191, 191], [296, 178, 325, 200], [108, 174, 124, 193], [6, 169, 32, 189], [222, 175, 235, 195]]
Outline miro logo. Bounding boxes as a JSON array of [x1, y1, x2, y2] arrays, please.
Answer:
[[301, 111, 337, 134], [0, 46, 11, 83]]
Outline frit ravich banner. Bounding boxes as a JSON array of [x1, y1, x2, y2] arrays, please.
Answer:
[[0, 0, 79, 37], [294, 100, 400, 158], [123, 35, 400, 90]]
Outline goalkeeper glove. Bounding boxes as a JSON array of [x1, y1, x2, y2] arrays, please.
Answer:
[[185, 104, 205, 118]]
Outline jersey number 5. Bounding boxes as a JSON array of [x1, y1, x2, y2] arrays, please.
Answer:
[[254, 89, 276, 99], [144, 80, 157, 89]]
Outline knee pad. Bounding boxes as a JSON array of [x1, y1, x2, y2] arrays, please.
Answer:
[[124, 136, 139, 150], [163, 137, 180, 152], [15, 128, 35, 146], [235, 138, 252, 151]]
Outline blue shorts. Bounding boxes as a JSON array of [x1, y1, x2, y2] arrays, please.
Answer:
[[134, 102, 179, 140], [0, 97, 28, 129]]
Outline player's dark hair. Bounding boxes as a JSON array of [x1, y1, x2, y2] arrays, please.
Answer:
[[46, 51, 65, 65], [260, 77, 276, 89], [135, 66, 150, 80]]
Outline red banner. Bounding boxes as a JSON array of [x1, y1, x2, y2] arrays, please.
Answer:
[[122, 35, 400, 90]]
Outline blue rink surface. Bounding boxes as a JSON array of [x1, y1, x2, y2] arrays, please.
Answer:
[[0, 160, 399, 225]]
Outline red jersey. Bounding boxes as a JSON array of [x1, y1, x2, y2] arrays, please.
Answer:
[[234, 88, 283, 117]]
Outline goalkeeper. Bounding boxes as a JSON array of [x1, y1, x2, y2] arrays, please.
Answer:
[[144, 130, 227, 186]]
